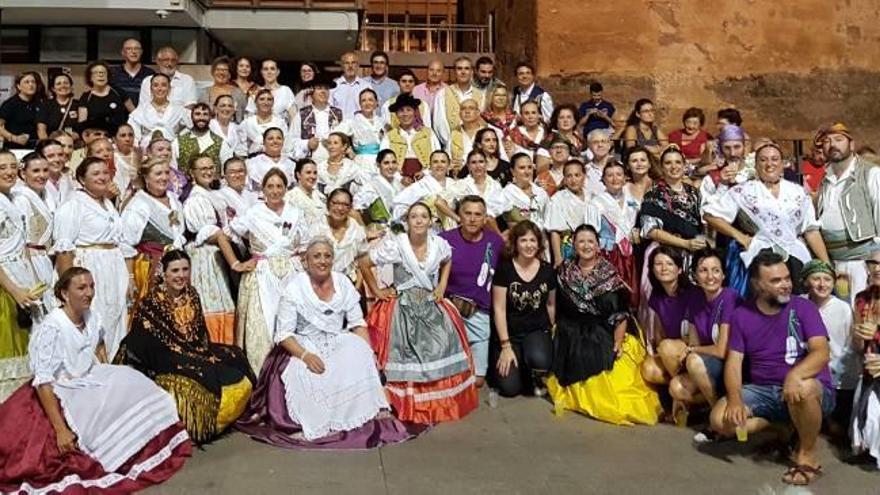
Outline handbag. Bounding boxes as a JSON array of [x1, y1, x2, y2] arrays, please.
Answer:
[[450, 295, 477, 319]]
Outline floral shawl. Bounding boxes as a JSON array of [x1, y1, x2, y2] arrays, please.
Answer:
[[558, 257, 627, 318], [639, 180, 703, 239]]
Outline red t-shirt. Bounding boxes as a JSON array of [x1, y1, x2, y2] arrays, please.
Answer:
[[668, 129, 709, 160]]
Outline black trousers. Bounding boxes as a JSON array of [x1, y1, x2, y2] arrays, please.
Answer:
[[489, 329, 553, 398]]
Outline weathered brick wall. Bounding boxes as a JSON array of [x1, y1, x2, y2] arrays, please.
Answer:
[[466, 0, 880, 146]]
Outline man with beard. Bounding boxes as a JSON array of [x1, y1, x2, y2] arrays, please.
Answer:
[[138, 46, 196, 109], [816, 122, 880, 303], [473, 57, 503, 109], [709, 251, 833, 487], [699, 124, 752, 211], [173, 103, 224, 175]]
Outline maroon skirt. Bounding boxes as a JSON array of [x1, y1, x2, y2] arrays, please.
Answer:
[[0, 385, 191, 494]]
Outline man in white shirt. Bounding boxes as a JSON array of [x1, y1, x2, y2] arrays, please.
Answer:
[[138, 46, 197, 109], [511, 62, 554, 124], [330, 51, 370, 120], [433, 56, 485, 147], [815, 122, 880, 302]]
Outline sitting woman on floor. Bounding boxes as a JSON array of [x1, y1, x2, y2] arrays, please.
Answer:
[[236, 238, 423, 448], [547, 224, 661, 426], [0, 267, 190, 493], [669, 248, 738, 423], [117, 250, 255, 444]]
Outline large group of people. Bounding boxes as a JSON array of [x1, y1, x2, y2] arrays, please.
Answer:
[[0, 38, 878, 491]]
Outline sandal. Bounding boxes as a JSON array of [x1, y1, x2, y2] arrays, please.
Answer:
[[781, 464, 822, 486]]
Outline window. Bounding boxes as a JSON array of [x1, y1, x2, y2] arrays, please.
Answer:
[[0, 28, 30, 63], [98, 30, 142, 61], [40, 27, 87, 63], [151, 29, 198, 64]]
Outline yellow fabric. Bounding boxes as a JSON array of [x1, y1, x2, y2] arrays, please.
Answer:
[[387, 128, 432, 167], [204, 312, 236, 345], [133, 254, 153, 302], [547, 334, 662, 426], [155, 373, 220, 443], [449, 129, 466, 163], [443, 86, 484, 131], [0, 287, 30, 358], [216, 376, 253, 431]]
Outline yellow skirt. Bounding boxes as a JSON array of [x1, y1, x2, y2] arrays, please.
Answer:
[[547, 334, 662, 426], [0, 287, 29, 358]]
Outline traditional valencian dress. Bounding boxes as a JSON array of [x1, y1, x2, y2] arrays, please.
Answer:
[[703, 178, 820, 296], [317, 158, 363, 195], [226, 202, 309, 374], [54, 190, 131, 360], [367, 233, 478, 424], [0, 191, 45, 401], [500, 181, 549, 230], [237, 272, 423, 448], [118, 284, 254, 444], [0, 308, 190, 493], [183, 185, 236, 344], [354, 172, 402, 229], [121, 189, 186, 302], [309, 219, 367, 283], [445, 174, 507, 219], [545, 187, 589, 262], [245, 153, 296, 193], [285, 186, 327, 227], [591, 189, 641, 307], [333, 112, 385, 170], [392, 173, 458, 231], [547, 258, 661, 425], [13, 184, 58, 300]]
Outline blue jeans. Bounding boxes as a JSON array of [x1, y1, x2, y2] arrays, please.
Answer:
[[741, 383, 836, 423], [697, 353, 725, 395], [463, 310, 490, 376]]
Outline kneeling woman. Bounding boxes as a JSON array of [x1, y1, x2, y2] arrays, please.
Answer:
[[547, 224, 661, 425], [117, 250, 255, 444], [0, 268, 190, 493], [669, 249, 738, 417], [361, 202, 479, 424], [236, 239, 422, 448]]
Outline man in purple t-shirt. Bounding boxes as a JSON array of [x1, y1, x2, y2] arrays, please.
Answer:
[[709, 251, 833, 486], [440, 195, 504, 387]]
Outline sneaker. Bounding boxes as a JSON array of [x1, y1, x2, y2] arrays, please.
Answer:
[[533, 385, 547, 397]]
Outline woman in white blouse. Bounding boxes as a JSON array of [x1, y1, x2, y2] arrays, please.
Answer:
[[0, 151, 47, 401], [245, 59, 296, 124], [120, 158, 186, 304], [240, 89, 288, 157], [0, 267, 190, 493], [284, 158, 327, 227], [226, 168, 309, 374], [333, 88, 385, 170], [210, 94, 247, 164], [54, 157, 133, 361], [128, 73, 190, 151], [309, 188, 366, 284], [13, 152, 58, 305], [235, 239, 420, 448], [317, 132, 361, 194], [246, 127, 295, 192], [184, 156, 255, 345], [500, 152, 549, 232]]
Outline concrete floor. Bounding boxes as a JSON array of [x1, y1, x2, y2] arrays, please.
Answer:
[[148, 390, 878, 495]]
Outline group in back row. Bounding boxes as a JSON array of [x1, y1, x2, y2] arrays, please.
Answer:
[[0, 40, 879, 491]]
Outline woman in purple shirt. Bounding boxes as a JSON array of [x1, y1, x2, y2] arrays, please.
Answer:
[[669, 249, 739, 418], [640, 246, 694, 389]]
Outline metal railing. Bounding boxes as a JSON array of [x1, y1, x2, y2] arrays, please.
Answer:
[[198, 0, 364, 9], [359, 22, 491, 54]]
